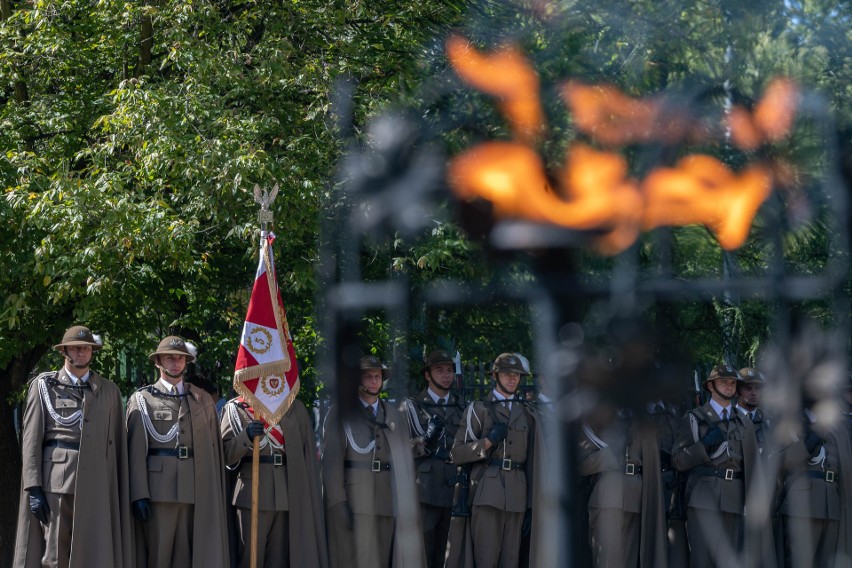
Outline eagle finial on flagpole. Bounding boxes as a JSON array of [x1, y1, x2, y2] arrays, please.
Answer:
[[253, 183, 279, 233]]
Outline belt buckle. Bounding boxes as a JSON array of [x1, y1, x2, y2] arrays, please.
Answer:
[[501, 459, 512, 471], [826, 470, 836, 483], [178, 445, 189, 460], [625, 463, 636, 476], [724, 468, 734, 481], [372, 460, 382, 472], [273, 453, 284, 467]]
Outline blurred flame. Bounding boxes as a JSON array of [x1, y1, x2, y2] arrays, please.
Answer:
[[642, 156, 774, 249], [446, 36, 797, 254], [729, 78, 799, 151], [562, 82, 661, 145], [446, 35, 544, 143], [449, 143, 643, 254]]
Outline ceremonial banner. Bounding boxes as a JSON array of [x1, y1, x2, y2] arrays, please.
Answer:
[[233, 232, 300, 425]]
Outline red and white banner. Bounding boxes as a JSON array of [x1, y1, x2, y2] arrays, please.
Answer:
[[233, 232, 299, 425]]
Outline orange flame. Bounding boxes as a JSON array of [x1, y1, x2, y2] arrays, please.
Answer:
[[729, 78, 799, 151], [445, 36, 794, 254], [642, 156, 774, 249], [562, 82, 660, 145], [446, 35, 545, 143], [448, 142, 643, 254]]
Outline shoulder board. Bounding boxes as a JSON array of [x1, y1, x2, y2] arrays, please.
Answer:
[[29, 371, 57, 386], [134, 384, 156, 393]]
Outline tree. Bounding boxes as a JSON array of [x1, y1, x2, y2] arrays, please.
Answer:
[[0, 0, 468, 558]]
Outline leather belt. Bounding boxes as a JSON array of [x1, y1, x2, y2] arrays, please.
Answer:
[[694, 466, 742, 480], [148, 447, 193, 459], [624, 463, 643, 476], [800, 469, 837, 483], [44, 439, 80, 451], [345, 459, 391, 472], [258, 453, 287, 467], [488, 459, 525, 471]]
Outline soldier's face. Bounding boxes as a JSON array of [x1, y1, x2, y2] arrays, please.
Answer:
[[496, 371, 521, 396], [65, 345, 92, 368], [738, 382, 762, 407], [159, 354, 187, 377], [710, 378, 737, 401], [427, 363, 454, 391], [360, 369, 383, 396]]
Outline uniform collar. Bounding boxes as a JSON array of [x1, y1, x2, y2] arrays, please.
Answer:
[[63, 366, 91, 384], [360, 398, 379, 415], [492, 389, 514, 409], [426, 387, 449, 405], [157, 378, 185, 395], [709, 398, 732, 420]]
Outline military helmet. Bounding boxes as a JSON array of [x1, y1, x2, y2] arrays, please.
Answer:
[[491, 353, 529, 375], [738, 367, 766, 385], [703, 364, 742, 388], [420, 349, 454, 374], [360, 355, 390, 380], [53, 325, 103, 352], [149, 336, 197, 363]]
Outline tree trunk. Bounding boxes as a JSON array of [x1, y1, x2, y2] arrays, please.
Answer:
[[0, 0, 29, 104], [135, 0, 162, 76]]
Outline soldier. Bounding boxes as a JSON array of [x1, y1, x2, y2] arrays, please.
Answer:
[[671, 364, 764, 567], [736, 368, 770, 453], [220, 395, 328, 567], [736, 367, 784, 564], [450, 352, 538, 568], [579, 408, 667, 567], [126, 335, 229, 567], [401, 349, 464, 568], [14, 325, 133, 568], [778, 401, 852, 566], [646, 396, 689, 567], [323, 355, 425, 568]]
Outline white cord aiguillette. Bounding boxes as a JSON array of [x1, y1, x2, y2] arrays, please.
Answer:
[[38, 377, 83, 430], [136, 392, 180, 444]]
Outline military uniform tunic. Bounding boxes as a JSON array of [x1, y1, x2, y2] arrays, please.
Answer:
[[323, 401, 400, 568], [580, 412, 667, 567], [672, 401, 760, 568], [221, 397, 329, 568], [402, 388, 463, 567], [451, 392, 536, 568], [779, 414, 852, 567], [14, 369, 133, 568], [126, 379, 229, 568]]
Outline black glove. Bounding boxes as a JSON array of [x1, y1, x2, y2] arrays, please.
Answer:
[[700, 425, 724, 453], [331, 501, 354, 531], [245, 420, 265, 441], [424, 415, 444, 444], [132, 498, 152, 523], [486, 422, 509, 446], [803, 429, 822, 456], [521, 509, 533, 537], [27, 486, 50, 524]]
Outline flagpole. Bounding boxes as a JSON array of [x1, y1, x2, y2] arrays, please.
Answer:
[[249, 183, 278, 568], [250, 435, 260, 568]]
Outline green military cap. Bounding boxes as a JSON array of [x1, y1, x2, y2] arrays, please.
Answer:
[[703, 363, 742, 387], [149, 336, 197, 363], [491, 353, 529, 375], [420, 349, 454, 374], [53, 325, 103, 352], [738, 367, 765, 384], [360, 355, 390, 380]]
